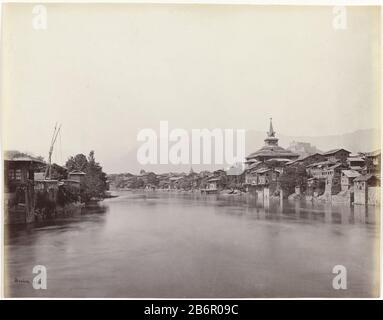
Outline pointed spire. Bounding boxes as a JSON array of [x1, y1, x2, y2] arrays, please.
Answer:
[[268, 117, 275, 137]]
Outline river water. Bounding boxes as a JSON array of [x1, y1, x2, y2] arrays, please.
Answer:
[[4, 191, 380, 298]]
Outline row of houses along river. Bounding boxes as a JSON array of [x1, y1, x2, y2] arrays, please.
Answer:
[[110, 119, 381, 207]]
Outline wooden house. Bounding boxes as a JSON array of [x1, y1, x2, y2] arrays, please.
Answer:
[[201, 176, 221, 194], [364, 150, 381, 174], [4, 155, 44, 223], [68, 170, 86, 184], [226, 165, 245, 187], [340, 170, 360, 191], [347, 156, 365, 172], [323, 148, 351, 163], [293, 153, 326, 166], [354, 174, 380, 205]]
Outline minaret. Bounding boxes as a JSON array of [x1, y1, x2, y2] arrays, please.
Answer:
[[264, 118, 278, 146], [268, 117, 275, 137]]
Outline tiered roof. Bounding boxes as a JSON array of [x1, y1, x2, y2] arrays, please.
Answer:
[[246, 119, 299, 161]]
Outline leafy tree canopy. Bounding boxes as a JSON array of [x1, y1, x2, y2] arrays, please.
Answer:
[[65, 151, 108, 203]]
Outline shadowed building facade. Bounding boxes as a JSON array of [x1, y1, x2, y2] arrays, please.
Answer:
[[4, 155, 44, 223]]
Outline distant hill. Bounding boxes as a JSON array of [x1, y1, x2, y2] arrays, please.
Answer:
[[110, 128, 380, 174], [282, 129, 380, 154]]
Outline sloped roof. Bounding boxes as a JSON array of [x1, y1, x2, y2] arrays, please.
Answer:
[[365, 150, 381, 157], [307, 161, 331, 168], [246, 162, 261, 171], [327, 163, 343, 170], [226, 166, 244, 176], [69, 170, 86, 175], [323, 148, 351, 156], [255, 168, 271, 174], [341, 170, 360, 178], [307, 159, 339, 168], [169, 176, 183, 181], [297, 153, 325, 161], [286, 159, 299, 165], [246, 145, 299, 160], [265, 158, 292, 163], [64, 179, 80, 184], [4, 154, 45, 164], [354, 174, 376, 182], [347, 157, 364, 162]]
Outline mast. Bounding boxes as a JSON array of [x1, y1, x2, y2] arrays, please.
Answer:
[[44, 123, 62, 179]]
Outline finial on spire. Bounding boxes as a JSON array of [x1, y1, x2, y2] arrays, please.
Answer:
[[268, 117, 275, 137]]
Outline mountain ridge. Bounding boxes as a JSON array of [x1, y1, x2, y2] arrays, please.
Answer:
[[110, 128, 380, 174]]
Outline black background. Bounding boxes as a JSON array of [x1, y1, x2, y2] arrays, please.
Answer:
[[0, 299, 381, 319]]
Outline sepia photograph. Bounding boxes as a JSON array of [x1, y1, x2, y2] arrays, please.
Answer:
[[0, 1, 381, 302]]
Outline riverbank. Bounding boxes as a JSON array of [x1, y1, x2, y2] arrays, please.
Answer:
[[111, 187, 381, 207], [5, 199, 109, 225], [113, 188, 246, 195]]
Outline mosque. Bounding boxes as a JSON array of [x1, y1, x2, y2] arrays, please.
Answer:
[[246, 118, 299, 164]]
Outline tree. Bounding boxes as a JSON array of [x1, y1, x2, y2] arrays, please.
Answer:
[[66, 154, 88, 172], [146, 172, 159, 186], [65, 151, 108, 203], [279, 164, 308, 195], [179, 179, 192, 190], [50, 163, 68, 180], [130, 177, 144, 189]]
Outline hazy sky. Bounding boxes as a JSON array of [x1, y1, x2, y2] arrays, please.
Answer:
[[1, 4, 380, 172]]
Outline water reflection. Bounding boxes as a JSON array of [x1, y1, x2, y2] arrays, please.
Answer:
[[4, 191, 380, 298], [203, 192, 379, 226], [5, 205, 109, 244]]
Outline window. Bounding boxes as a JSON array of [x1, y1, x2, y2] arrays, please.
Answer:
[[8, 169, 15, 181], [7, 169, 23, 182], [15, 169, 22, 181]]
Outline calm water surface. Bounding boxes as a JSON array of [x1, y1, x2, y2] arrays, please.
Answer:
[[4, 191, 380, 297]]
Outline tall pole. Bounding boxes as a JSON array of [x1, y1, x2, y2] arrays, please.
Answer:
[[44, 123, 61, 179]]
